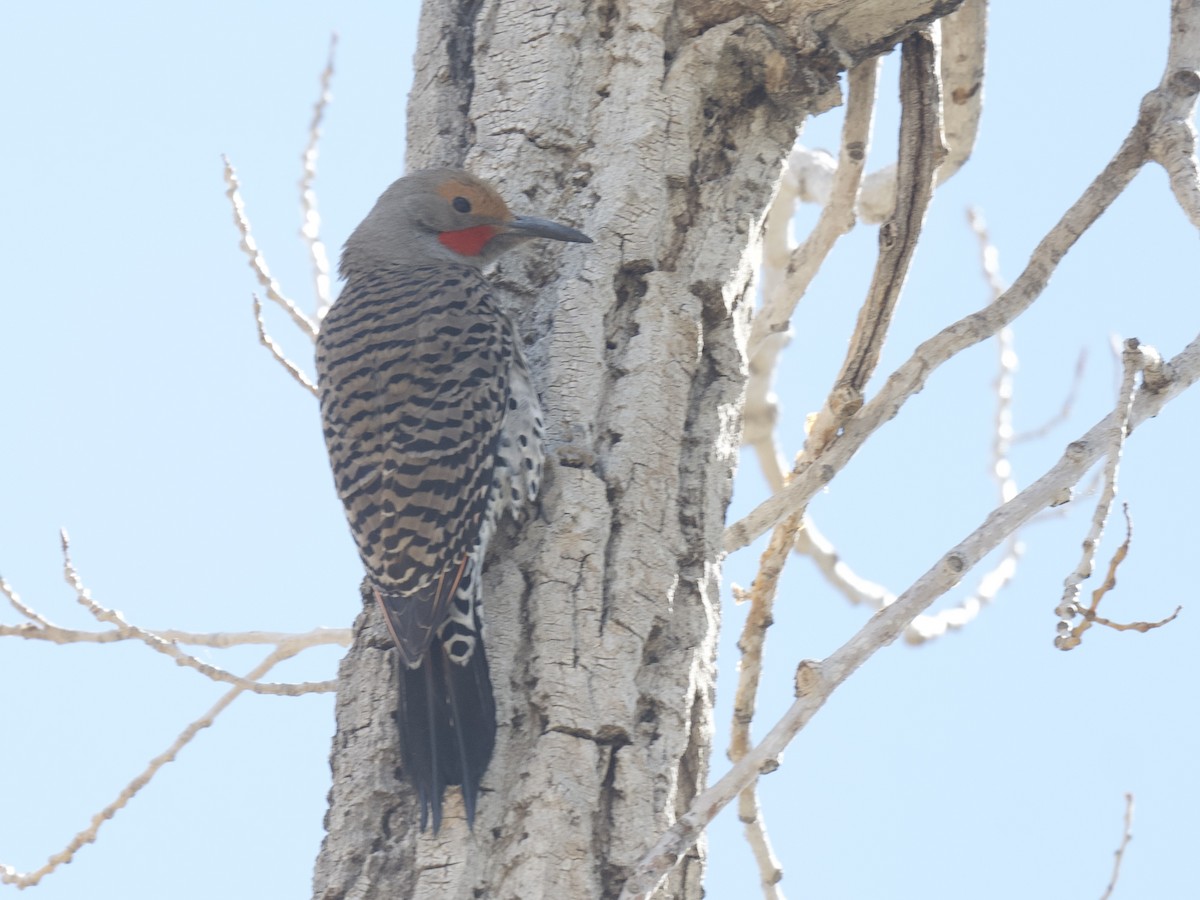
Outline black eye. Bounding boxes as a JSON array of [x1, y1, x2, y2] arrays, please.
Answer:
[[452, 196, 472, 213]]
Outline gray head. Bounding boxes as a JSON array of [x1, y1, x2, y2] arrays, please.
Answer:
[[340, 168, 591, 276]]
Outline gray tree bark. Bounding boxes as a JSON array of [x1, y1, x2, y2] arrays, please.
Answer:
[[312, 1, 962, 897]]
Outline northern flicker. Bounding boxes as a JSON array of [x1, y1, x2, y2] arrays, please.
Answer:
[[316, 168, 590, 832]]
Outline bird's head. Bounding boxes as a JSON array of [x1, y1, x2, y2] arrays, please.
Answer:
[[341, 168, 591, 275]]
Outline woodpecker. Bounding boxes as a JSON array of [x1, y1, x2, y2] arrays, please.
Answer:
[[316, 168, 590, 832]]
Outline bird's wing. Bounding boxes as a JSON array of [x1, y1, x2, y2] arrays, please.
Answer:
[[316, 265, 513, 662]]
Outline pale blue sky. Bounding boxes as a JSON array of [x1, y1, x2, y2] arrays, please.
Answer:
[[2, 3, 1196, 899]]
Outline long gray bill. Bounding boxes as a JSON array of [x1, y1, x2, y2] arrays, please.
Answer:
[[507, 214, 592, 243]]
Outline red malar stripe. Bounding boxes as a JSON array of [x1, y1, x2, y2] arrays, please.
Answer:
[[438, 225, 498, 256]]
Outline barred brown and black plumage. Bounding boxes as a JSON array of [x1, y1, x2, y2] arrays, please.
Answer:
[[315, 169, 590, 832]]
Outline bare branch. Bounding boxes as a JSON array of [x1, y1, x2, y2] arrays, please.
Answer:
[[301, 32, 337, 322], [222, 154, 318, 339], [623, 329, 1200, 899], [794, 516, 895, 609], [938, 0, 986, 183], [253, 293, 319, 396], [54, 531, 336, 695], [1099, 793, 1135, 900], [0, 642, 308, 888], [725, 105, 1152, 555]]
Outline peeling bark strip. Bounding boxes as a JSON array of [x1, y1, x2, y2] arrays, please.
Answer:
[[840, 31, 945, 395], [809, 28, 947, 445], [314, 1, 966, 898]]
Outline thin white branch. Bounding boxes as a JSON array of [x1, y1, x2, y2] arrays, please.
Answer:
[[253, 293, 319, 396], [0, 642, 308, 888], [0, 619, 350, 649], [56, 531, 337, 695], [1, 573, 52, 628], [905, 545, 1023, 644], [794, 516, 895, 610], [797, 512, 1024, 646], [223, 154, 318, 339], [992, 325, 1017, 504], [895, 206, 1027, 644], [301, 32, 337, 322], [622, 329, 1200, 900]]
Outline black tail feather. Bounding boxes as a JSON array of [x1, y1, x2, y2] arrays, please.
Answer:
[[396, 639, 496, 833]]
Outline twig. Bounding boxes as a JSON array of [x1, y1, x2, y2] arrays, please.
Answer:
[[1099, 793, 1135, 900], [977, 206, 1016, 509], [57, 530, 335, 694], [794, 515, 895, 610], [906, 544, 1024, 644], [897, 207, 1026, 643], [621, 327, 1200, 900], [301, 32, 337, 322], [1, 573, 53, 628], [730, 521, 792, 899], [0, 618, 350, 649], [1056, 504, 1181, 650], [0, 642, 308, 888], [1055, 340, 1144, 645], [222, 154, 318, 339], [751, 59, 880, 359], [253, 293, 319, 396]]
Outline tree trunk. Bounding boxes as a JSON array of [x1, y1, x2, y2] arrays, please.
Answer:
[[313, 1, 961, 897]]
